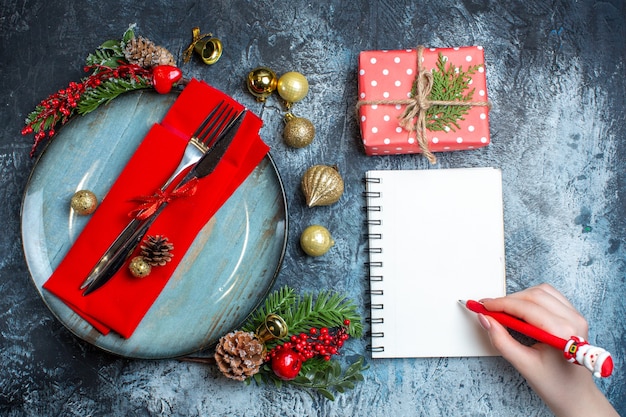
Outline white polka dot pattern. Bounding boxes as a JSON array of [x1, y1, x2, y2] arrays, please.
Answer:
[[357, 46, 491, 156]]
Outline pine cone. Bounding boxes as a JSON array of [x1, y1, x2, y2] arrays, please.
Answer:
[[124, 36, 175, 68], [214, 331, 265, 381], [140, 235, 174, 266]]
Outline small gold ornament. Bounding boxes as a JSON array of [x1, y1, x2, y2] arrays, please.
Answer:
[[194, 36, 222, 65], [283, 113, 315, 148], [277, 71, 309, 108], [129, 256, 152, 278], [255, 313, 288, 344], [183, 27, 222, 65], [301, 165, 344, 207], [300, 225, 335, 256], [70, 190, 98, 215], [246, 67, 278, 101]]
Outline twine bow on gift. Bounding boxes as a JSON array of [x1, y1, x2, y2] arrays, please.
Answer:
[[129, 178, 199, 220], [356, 45, 491, 164]]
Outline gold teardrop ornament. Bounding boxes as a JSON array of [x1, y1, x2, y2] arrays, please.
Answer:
[[301, 164, 344, 207], [300, 225, 335, 256], [283, 113, 315, 148]]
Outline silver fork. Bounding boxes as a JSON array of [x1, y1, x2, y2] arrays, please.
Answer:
[[160, 100, 236, 191], [79, 101, 238, 291]]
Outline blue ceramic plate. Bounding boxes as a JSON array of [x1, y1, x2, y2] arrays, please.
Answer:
[[21, 90, 287, 359]]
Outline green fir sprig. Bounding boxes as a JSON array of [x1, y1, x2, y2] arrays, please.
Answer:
[[76, 76, 151, 115], [85, 26, 135, 69], [241, 286, 364, 349], [415, 52, 482, 132], [21, 26, 154, 156], [251, 356, 367, 401], [240, 286, 367, 400]]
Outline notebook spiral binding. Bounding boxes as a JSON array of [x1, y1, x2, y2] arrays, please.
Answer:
[[363, 176, 385, 353]]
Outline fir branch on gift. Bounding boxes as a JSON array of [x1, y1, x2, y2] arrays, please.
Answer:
[[417, 53, 482, 132]]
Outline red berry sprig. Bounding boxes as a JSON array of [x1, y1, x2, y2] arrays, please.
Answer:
[[266, 319, 351, 366], [22, 63, 152, 157]]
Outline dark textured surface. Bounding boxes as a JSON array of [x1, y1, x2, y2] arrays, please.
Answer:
[[1, 1, 625, 416]]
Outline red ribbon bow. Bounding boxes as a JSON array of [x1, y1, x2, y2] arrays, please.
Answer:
[[129, 178, 199, 220]]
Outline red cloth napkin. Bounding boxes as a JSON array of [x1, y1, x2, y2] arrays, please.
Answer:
[[43, 79, 269, 338]]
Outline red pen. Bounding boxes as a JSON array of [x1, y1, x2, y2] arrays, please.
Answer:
[[460, 299, 614, 378]]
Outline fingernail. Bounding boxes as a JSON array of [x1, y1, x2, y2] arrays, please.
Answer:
[[478, 313, 491, 331]]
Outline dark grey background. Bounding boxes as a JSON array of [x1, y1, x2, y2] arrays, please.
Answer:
[[1, 1, 624, 416]]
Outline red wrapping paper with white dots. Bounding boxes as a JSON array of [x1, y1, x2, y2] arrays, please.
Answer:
[[357, 46, 491, 156]]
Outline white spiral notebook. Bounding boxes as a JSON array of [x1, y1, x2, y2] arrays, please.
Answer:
[[364, 167, 506, 358]]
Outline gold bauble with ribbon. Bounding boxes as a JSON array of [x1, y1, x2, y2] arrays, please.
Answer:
[[246, 67, 278, 101], [283, 113, 315, 148], [277, 71, 309, 108]]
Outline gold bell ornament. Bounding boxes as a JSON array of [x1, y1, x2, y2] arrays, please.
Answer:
[[183, 27, 222, 65], [283, 113, 315, 148], [255, 313, 288, 344], [246, 67, 278, 101], [301, 164, 344, 207], [277, 71, 309, 108]]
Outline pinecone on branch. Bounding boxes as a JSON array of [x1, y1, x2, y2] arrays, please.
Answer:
[[124, 36, 175, 68], [214, 331, 265, 381], [140, 235, 174, 266]]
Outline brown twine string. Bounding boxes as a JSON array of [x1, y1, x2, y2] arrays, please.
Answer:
[[356, 45, 491, 164]]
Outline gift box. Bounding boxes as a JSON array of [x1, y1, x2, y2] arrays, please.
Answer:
[[357, 46, 491, 162]]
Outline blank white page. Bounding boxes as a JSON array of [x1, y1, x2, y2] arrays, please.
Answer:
[[365, 167, 506, 358]]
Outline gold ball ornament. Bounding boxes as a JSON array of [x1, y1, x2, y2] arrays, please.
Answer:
[[70, 190, 98, 215], [283, 113, 315, 148], [129, 256, 152, 278], [246, 67, 278, 101], [300, 225, 335, 257], [301, 165, 344, 207], [277, 71, 309, 107]]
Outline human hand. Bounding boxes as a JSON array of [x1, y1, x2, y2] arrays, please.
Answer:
[[478, 283, 618, 417]]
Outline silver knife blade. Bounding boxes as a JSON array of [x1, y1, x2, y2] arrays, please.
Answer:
[[81, 110, 246, 295]]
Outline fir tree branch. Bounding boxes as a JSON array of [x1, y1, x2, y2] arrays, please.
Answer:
[[251, 356, 368, 401], [76, 76, 151, 115], [241, 286, 296, 333]]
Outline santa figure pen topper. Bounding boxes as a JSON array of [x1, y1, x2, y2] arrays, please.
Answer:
[[460, 300, 614, 378]]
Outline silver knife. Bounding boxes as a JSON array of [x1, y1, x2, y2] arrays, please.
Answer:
[[81, 110, 246, 295]]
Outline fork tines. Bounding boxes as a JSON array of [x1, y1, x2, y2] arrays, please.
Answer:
[[191, 101, 238, 152]]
